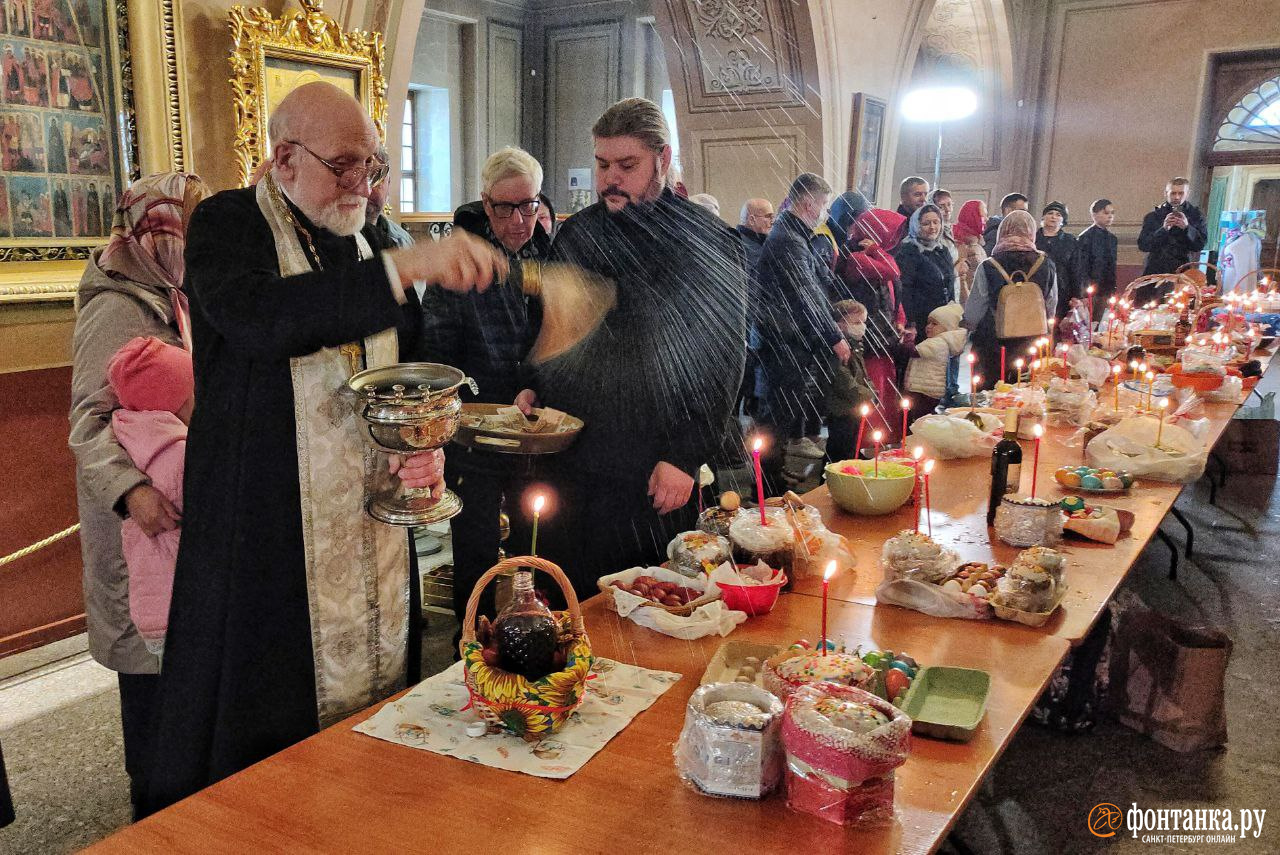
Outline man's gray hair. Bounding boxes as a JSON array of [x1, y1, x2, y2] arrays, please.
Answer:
[[592, 97, 669, 153], [482, 147, 543, 195], [900, 176, 928, 197]]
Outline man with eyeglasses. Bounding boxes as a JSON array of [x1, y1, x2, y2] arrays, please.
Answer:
[[146, 82, 506, 813], [419, 146, 554, 633]]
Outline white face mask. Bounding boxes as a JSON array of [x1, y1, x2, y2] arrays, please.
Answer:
[[847, 321, 867, 340]]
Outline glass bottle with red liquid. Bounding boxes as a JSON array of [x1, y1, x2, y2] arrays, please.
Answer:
[[493, 570, 559, 680]]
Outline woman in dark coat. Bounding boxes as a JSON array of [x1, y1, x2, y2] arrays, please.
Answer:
[[1036, 201, 1081, 319], [894, 204, 957, 337]]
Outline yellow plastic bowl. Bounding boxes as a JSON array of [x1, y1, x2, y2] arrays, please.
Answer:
[[825, 459, 916, 515]]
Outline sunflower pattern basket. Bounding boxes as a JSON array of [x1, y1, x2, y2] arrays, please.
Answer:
[[460, 556, 592, 740]]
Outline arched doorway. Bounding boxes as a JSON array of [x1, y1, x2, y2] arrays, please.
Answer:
[[1204, 61, 1280, 286]]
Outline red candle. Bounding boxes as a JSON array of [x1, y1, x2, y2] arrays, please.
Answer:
[[750, 437, 767, 526], [872, 430, 883, 477], [900, 398, 910, 443], [854, 403, 870, 456], [821, 561, 835, 657], [1031, 423, 1043, 499], [912, 446, 924, 532], [1086, 285, 1095, 340], [922, 459, 935, 537], [1000, 346, 1006, 384]]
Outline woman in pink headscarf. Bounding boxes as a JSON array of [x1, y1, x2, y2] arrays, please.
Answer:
[[952, 200, 988, 303], [832, 208, 909, 447], [68, 171, 208, 818]]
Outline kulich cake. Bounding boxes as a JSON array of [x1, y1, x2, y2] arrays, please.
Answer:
[[880, 530, 960, 584], [993, 496, 1064, 548], [992, 546, 1065, 613], [729, 510, 795, 576], [667, 530, 731, 578], [781, 684, 912, 827], [762, 649, 875, 700], [698, 492, 742, 537]]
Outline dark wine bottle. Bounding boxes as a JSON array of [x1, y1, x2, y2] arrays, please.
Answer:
[[988, 408, 1024, 525], [493, 570, 559, 680]]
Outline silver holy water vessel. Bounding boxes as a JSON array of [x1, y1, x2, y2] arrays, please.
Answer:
[[346, 362, 477, 526]]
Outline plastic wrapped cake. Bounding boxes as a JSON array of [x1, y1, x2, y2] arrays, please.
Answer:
[[674, 682, 784, 799]]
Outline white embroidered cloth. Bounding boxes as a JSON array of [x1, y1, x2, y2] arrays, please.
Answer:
[[353, 657, 681, 779]]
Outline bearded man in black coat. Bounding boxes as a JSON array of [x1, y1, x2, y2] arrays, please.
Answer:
[[513, 98, 746, 597]]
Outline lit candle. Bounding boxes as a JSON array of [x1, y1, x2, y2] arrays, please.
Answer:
[[872, 430, 883, 478], [1000, 346, 1006, 383], [530, 493, 546, 556], [1086, 285, 1096, 338], [821, 561, 835, 658], [923, 459, 935, 537], [1014, 357, 1025, 384], [854, 403, 870, 457], [970, 375, 981, 410], [1145, 371, 1156, 411], [1031, 424, 1043, 499], [750, 437, 767, 526], [901, 397, 910, 443], [912, 446, 924, 533], [1156, 397, 1169, 448], [1112, 364, 1121, 410]]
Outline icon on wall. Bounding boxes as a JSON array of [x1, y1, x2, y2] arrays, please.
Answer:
[[1218, 210, 1266, 293]]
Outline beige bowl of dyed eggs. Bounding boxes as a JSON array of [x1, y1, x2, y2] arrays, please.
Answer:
[[1053, 465, 1132, 492], [825, 459, 916, 515]]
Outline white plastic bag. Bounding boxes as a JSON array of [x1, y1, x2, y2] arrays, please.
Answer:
[[1046, 377, 1097, 426], [1065, 344, 1110, 388], [1086, 417, 1207, 483], [1206, 375, 1244, 403], [874, 577, 991, 620], [907, 414, 1000, 459]]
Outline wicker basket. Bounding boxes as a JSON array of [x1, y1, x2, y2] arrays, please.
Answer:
[[460, 555, 592, 739]]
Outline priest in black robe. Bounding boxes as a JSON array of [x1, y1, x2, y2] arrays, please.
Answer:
[[145, 83, 504, 813], [513, 98, 747, 596]]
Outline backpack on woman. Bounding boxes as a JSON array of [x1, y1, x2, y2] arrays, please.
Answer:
[[988, 252, 1047, 339]]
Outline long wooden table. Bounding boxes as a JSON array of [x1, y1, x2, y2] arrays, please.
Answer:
[[89, 595, 1068, 855], [791, 353, 1271, 645]]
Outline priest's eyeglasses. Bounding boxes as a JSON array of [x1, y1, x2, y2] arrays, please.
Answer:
[[486, 197, 541, 219], [287, 140, 389, 190]]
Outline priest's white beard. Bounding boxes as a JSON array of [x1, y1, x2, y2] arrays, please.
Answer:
[[311, 195, 368, 236]]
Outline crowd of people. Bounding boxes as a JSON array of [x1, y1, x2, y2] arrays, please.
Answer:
[[55, 80, 1211, 828]]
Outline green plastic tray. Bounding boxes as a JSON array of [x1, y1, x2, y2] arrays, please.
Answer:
[[900, 666, 990, 742]]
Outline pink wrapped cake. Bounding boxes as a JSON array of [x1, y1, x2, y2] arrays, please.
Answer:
[[781, 684, 912, 826]]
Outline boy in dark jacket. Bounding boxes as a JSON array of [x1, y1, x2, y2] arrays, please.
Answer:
[[1078, 198, 1118, 317], [825, 300, 874, 463]]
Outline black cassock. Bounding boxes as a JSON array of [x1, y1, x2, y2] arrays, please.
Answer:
[[145, 187, 420, 812]]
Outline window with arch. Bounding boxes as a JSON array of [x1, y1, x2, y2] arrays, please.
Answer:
[[1215, 75, 1280, 151]]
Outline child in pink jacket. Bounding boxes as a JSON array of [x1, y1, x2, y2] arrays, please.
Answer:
[[107, 336, 193, 657]]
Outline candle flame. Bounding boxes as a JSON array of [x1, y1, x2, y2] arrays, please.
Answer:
[[1033, 423, 1044, 439], [912, 446, 924, 461], [859, 403, 871, 417], [1087, 285, 1095, 295], [872, 429, 883, 443], [751, 437, 763, 453], [1015, 358, 1024, 368], [823, 560, 837, 582], [1112, 364, 1121, 375], [966, 352, 976, 365], [923, 459, 935, 475], [1158, 397, 1169, 411], [533, 494, 546, 514], [901, 397, 911, 409], [972, 375, 981, 387]]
